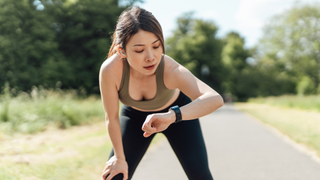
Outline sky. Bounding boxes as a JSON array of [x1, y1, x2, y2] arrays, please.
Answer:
[[132, 0, 320, 48]]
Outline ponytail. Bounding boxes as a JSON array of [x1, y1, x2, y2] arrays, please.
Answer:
[[107, 31, 117, 58]]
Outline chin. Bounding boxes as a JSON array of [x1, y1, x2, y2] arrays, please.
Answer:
[[144, 69, 156, 75]]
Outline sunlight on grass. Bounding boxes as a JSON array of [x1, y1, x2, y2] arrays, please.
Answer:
[[248, 95, 320, 112], [0, 86, 166, 179], [0, 86, 104, 135], [0, 122, 111, 180], [0, 121, 165, 179]]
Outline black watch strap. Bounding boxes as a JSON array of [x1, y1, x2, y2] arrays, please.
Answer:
[[169, 105, 182, 123]]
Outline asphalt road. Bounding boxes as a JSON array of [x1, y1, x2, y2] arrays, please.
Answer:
[[132, 104, 320, 180]]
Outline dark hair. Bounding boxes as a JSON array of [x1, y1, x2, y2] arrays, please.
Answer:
[[107, 6, 165, 58]]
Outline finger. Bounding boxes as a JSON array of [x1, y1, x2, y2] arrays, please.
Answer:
[[143, 132, 152, 138], [102, 169, 111, 180], [142, 126, 155, 136], [142, 118, 156, 133], [142, 119, 151, 130], [103, 168, 111, 174], [142, 124, 152, 133], [123, 172, 128, 180], [143, 114, 154, 127], [106, 172, 116, 180], [103, 164, 111, 172]]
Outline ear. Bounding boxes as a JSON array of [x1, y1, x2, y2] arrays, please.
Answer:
[[116, 45, 126, 58]]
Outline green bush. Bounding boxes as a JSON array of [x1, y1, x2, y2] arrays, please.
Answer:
[[296, 76, 316, 95], [0, 86, 104, 135]]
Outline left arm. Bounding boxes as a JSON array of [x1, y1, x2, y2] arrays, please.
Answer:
[[173, 65, 223, 120], [142, 58, 224, 137]]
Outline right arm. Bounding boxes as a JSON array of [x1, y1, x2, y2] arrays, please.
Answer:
[[99, 58, 128, 180]]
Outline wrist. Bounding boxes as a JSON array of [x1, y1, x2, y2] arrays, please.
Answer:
[[168, 110, 176, 124], [114, 154, 126, 161], [169, 105, 182, 123]]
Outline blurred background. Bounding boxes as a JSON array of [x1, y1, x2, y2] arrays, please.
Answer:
[[1, 0, 320, 179], [1, 0, 320, 100]]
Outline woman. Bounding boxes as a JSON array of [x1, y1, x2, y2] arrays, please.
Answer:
[[99, 6, 223, 180]]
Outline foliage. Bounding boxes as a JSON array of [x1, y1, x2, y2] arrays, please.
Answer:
[[43, 0, 126, 94], [166, 2, 320, 100], [2, 0, 319, 100], [247, 95, 320, 112], [0, 86, 104, 135], [234, 55, 296, 100], [257, 2, 320, 95], [0, 0, 62, 91], [165, 13, 254, 100], [0, 82, 11, 122], [0, 0, 138, 94], [296, 76, 316, 95], [220, 32, 251, 100], [166, 13, 224, 92]]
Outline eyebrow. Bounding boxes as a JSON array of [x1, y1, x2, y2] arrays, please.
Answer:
[[133, 39, 160, 47]]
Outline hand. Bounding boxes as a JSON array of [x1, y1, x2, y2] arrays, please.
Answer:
[[142, 111, 175, 138], [102, 156, 128, 180]]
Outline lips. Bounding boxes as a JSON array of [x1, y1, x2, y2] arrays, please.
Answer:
[[144, 64, 156, 70]]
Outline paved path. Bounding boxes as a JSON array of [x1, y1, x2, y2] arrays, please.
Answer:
[[132, 104, 320, 180]]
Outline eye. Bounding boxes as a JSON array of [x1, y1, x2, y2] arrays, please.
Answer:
[[135, 50, 144, 53], [153, 45, 160, 49]]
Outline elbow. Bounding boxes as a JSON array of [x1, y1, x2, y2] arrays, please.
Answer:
[[105, 115, 119, 126], [104, 114, 110, 123], [218, 95, 224, 107], [104, 116, 110, 127], [213, 94, 224, 110]]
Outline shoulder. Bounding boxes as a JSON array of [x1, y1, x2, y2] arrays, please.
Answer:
[[99, 53, 123, 90], [163, 54, 192, 89], [163, 54, 191, 76], [100, 53, 122, 75]]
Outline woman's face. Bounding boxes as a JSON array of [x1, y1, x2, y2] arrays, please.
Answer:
[[124, 30, 163, 76]]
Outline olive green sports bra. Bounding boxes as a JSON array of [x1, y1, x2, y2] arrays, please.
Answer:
[[118, 55, 176, 110]]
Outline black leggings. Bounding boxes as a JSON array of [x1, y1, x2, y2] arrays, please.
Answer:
[[108, 92, 213, 180]]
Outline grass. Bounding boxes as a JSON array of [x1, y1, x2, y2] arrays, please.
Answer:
[[0, 122, 111, 180], [0, 121, 166, 180], [247, 95, 320, 112], [235, 99, 320, 158], [0, 86, 166, 179], [0, 86, 105, 135]]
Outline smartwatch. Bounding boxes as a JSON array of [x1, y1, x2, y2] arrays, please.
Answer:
[[169, 105, 182, 123]]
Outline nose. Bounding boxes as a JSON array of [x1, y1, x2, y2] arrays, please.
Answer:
[[145, 49, 155, 62]]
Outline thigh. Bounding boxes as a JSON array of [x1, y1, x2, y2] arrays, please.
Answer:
[[108, 114, 155, 180], [163, 120, 214, 180]]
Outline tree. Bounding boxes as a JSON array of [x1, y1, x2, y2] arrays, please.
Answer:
[[234, 57, 296, 100], [221, 32, 250, 99], [39, 0, 123, 93], [0, 0, 62, 91], [166, 13, 223, 92], [0, 0, 141, 94], [258, 2, 320, 95]]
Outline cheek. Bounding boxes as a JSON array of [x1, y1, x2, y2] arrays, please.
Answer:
[[126, 52, 139, 61], [156, 48, 163, 58], [127, 55, 142, 68]]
